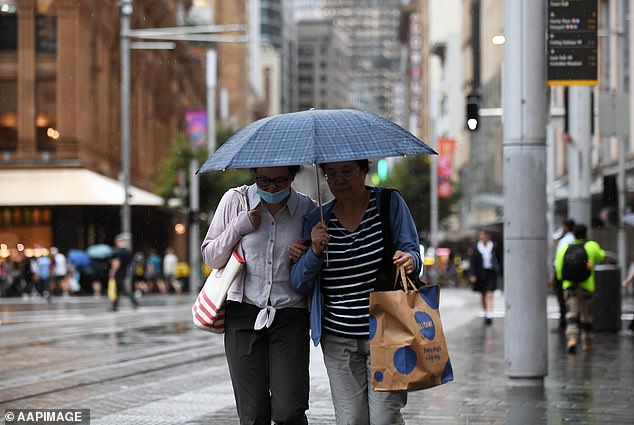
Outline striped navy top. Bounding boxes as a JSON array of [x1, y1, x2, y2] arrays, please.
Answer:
[[321, 193, 384, 338]]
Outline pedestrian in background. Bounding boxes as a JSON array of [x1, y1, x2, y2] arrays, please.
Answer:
[[35, 250, 52, 300], [131, 252, 147, 296], [50, 247, 69, 296], [469, 230, 500, 325], [110, 233, 137, 311], [555, 223, 606, 353], [163, 247, 180, 294], [145, 250, 165, 293], [201, 165, 316, 425], [549, 218, 575, 330], [291, 160, 422, 425]]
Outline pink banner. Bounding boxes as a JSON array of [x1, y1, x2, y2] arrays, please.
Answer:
[[185, 110, 208, 147], [436, 138, 456, 198]]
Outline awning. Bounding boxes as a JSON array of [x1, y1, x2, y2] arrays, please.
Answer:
[[0, 168, 164, 206]]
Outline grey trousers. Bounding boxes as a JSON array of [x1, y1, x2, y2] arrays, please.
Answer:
[[321, 333, 407, 425], [224, 301, 310, 425]]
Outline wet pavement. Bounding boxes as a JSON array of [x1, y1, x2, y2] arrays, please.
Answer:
[[0, 289, 632, 424]]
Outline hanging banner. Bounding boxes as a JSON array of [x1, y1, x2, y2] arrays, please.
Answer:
[[437, 138, 456, 198], [185, 110, 208, 147], [438, 180, 452, 198], [547, 0, 598, 86]]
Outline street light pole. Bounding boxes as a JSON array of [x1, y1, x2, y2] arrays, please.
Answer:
[[503, 0, 548, 382], [120, 0, 132, 239]]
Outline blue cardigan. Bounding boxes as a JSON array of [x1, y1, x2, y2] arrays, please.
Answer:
[[290, 186, 422, 346]]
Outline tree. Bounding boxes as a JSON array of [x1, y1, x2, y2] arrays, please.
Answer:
[[382, 156, 461, 237], [153, 127, 252, 214]]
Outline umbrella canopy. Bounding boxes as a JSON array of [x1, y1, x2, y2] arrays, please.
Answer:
[[86, 244, 113, 259], [198, 109, 436, 173], [68, 249, 90, 269]]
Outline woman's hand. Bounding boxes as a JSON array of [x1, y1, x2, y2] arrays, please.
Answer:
[[247, 209, 261, 230], [289, 240, 309, 263], [311, 222, 330, 256], [393, 250, 414, 275]]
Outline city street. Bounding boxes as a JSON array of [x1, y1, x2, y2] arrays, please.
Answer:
[[1, 289, 633, 425]]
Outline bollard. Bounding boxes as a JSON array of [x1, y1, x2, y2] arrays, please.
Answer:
[[592, 264, 622, 332]]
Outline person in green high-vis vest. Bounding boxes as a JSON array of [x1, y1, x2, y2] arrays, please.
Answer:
[[555, 224, 606, 354]]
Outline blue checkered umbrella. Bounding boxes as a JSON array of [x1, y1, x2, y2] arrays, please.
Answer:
[[198, 109, 436, 173]]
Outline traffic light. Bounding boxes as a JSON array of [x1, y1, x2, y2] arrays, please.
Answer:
[[377, 159, 388, 181], [466, 94, 480, 131]]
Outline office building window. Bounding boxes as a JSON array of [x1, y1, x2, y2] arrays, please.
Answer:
[[36, 0, 56, 52], [0, 1, 17, 51], [36, 80, 57, 151], [0, 80, 17, 151]]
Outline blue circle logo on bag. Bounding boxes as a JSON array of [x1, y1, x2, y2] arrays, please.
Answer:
[[393, 346, 417, 375], [415, 311, 435, 340], [369, 315, 377, 340], [419, 285, 439, 309], [374, 370, 384, 382]]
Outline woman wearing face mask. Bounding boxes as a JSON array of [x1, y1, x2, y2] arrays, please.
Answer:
[[201, 166, 316, 425]]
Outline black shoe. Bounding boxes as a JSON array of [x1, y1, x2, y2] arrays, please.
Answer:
[[485, 317, 492, 326]]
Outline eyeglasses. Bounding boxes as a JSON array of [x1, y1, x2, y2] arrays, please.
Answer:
[[323, 168, 361, 182], [255, 175, 291, 188]]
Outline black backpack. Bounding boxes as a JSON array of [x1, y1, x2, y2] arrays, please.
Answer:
[[561, 243, 591, 283]]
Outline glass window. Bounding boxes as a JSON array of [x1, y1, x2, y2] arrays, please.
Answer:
[[0, 80, 17, 151], [36, 0, 56, 52], [36, 80, 57, 151], [0, 1, 17, 51]]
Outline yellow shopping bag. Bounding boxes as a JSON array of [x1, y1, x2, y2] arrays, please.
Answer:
[[107, 277, 118, 302]]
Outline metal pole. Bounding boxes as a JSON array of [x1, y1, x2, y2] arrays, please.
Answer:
[[567, 87, 592, 228], [546, 92, 557, 265], [430, 134, 438, 250], [189, 159, 200, 294], [612, 0, 627, 281], [249, 0, 261, 95], [120, 0, 132, 239], [207, 49, 217, 153], [503, 0, 548, 381], [188, 49, 217, 294]]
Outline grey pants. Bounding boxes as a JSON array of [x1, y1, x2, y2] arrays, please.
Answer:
[[321, 333, 407, 425], [224, 302, 310, 425], [565, 286, 594, 343]]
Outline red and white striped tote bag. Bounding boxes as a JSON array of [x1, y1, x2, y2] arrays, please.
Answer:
[[192, 249, 245, 333]]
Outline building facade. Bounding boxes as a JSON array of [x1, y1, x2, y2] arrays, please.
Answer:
[[296, 18, 349, 110], [0, 0, 206, 257], [319, 0, 403, 119]]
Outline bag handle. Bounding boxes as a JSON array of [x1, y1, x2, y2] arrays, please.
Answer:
[[235, 190, 249, 212], [394, 265, 418, 292]]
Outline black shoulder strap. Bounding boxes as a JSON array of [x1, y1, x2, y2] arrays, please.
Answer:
[[380, 188, 393, 250], [376, 188, 396, 291]]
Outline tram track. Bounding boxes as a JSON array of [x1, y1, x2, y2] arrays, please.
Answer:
[[0, 297, 228, 407], [0, 338, 225, 406]]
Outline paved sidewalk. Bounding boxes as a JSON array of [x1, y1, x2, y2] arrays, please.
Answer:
[[398, 312, 633, 425], [0, 290, 632, 424]]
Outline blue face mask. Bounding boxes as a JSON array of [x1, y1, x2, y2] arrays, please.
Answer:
[[256, 187, 291, 205]]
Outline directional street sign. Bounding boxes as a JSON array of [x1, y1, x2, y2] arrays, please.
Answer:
[[547, 0, 598, 86]]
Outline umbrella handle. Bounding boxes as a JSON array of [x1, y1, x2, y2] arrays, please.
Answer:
[[315, 164, 324, 223], [314, 164, 328, 265]]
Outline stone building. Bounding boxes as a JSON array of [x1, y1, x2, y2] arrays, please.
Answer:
[[0, 0, 206, 257]]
